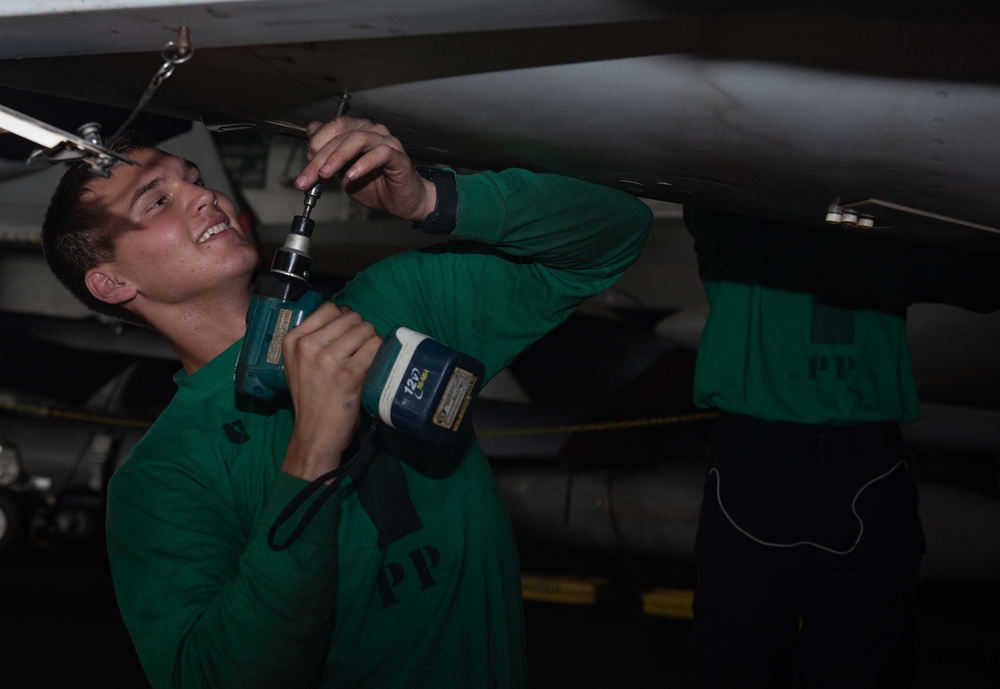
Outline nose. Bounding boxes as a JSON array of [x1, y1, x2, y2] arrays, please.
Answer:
[[189, 181, 217, 214]]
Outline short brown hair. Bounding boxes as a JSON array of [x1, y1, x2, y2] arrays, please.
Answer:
[[41, 130, 156, 327]]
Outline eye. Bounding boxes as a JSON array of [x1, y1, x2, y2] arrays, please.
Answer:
[[149, 195, 168, 210]]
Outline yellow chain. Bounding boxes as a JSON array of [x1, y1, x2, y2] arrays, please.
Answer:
[[1, 397, 717, 436], [0, 399, 153, 429], [477, 410, 719, 437], [4, 361, 994, 439]]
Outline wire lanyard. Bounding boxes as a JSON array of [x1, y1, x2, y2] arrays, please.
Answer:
[[110, 26, 194, 141]]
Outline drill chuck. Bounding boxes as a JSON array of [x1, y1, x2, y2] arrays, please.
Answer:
[[270, 183, 323, 281], [269, 243, 311, 282]]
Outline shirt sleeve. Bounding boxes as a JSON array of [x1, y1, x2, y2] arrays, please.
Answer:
[[336, 168, 652, 379]]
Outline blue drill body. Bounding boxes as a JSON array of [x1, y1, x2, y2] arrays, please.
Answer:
[[234, 184, 483, 442]]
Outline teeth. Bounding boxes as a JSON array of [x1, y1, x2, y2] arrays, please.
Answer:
[[197, 222, 229, 243]]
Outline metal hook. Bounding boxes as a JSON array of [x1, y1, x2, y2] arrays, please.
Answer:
[[110, 26, 194, 141]]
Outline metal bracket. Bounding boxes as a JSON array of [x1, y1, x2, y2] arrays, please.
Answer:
[[0, 26, 195, 177], [0, 105, 136, 177]]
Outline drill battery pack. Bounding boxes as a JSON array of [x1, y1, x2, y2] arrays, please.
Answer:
[[362, 326, 484, 443]]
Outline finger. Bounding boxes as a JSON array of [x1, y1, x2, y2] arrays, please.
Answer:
[[354, 330, 383, 366], [305, 117, 362, 147], [297, 124, 401, 189], [333, 326, 383, 381], [296, 313, 376, 358], [304, 117, 380, 160], [304, 320, 381, 380], [296, 134, 359, 189], [316, 313, 369, 351], [296, 119, 353, 189], [312, 128, 393, 176], [283, 317, 370, 383], [340, 140, 407, 182], [285, 302, 351, 339]]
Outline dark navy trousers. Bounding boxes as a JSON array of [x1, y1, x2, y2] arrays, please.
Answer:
[[693, 413, 926, 688]]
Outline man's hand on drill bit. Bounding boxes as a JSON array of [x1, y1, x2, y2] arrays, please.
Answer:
[[294, 116, 437, 223]]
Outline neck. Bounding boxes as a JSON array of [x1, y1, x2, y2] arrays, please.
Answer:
[[146, 290, 253, 375]]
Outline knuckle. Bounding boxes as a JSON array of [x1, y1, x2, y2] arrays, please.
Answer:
[[281, 335, 301, 362], [338, 310, 362, 328]]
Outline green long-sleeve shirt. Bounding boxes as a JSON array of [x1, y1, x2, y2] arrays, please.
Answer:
[[685, 206, 1000, 425], [106, 169, 651, 689]]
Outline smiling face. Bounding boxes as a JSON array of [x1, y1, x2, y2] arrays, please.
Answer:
[[83, 147, 259, 318]]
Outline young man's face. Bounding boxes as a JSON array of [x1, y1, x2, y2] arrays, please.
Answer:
[[87, 147, 258, 311]]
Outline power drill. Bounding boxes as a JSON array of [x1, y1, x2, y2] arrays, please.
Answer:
[[235, 184, 484, 443]]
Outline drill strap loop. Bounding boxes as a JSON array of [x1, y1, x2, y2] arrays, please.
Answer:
[[267, 419, 379, 551]]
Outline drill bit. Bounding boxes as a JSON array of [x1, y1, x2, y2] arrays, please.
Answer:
[[302, 183, 322, 219]]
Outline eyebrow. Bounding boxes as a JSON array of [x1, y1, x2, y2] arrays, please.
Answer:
[[126, 158, 199, 215]]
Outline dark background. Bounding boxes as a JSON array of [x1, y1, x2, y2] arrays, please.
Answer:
[[2, 542, 999, 688]]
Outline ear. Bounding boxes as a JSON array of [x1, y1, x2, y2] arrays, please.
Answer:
[[84, 267, 137, 305]]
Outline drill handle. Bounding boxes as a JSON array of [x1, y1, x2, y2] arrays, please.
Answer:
[[235, 289, 325, 400]]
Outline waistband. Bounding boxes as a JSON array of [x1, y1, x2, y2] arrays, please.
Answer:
[[718, 412, 902, 463], [719, 411, 899, 436]]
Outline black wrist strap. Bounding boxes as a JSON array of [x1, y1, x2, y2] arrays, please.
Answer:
[[268, 419, 380, 551], [412, 167, 459, 235]]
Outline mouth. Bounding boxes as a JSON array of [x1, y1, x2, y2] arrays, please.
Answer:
[[197, 220, 235, 244]]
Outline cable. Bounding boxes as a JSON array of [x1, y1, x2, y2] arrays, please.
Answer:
[[709, 460, 908, 556]]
